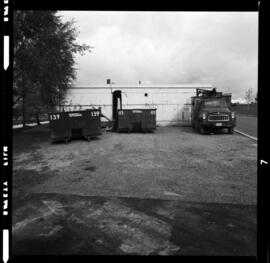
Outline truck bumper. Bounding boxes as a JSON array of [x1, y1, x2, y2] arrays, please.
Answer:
[[200, 120, 236, 129]]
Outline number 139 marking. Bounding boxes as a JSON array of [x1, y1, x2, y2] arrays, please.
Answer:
[[91, 111, 99, 117], [50, 114, 60, 120]]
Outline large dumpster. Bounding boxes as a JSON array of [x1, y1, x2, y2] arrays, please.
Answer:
[[48, 109, 101, 143], [117, 109, 156, 132], [48, 112, 71, 142]]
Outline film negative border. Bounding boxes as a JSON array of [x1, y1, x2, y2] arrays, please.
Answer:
[[3, 0, 12, 263], [2, 0, 269, 263]]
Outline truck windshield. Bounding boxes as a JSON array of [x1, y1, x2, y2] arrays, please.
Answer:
[[203, 99, 227, 107]]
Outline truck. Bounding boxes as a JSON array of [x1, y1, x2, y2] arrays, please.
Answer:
[[191, 88, 236, 134]]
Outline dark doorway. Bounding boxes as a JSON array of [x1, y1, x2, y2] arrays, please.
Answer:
[[112, 90, 122, 131]]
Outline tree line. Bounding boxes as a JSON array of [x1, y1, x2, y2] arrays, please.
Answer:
[[13, 11, 91, 126]]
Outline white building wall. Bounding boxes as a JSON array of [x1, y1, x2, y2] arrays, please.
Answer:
[[61, 84, 213, 126], [120, 88, 194, 125], [61, 87, 112, 123]]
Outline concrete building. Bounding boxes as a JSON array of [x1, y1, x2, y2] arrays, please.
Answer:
[[61, 84, 213, 126]]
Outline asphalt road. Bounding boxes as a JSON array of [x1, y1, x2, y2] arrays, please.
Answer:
[[12, 125, 257, 256], [235, 114, 257, 139], [12, 193, 256, 256]]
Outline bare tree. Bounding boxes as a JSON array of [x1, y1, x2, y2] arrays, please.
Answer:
[[245, 88, 254, 104], [245, 88, 254, 112]]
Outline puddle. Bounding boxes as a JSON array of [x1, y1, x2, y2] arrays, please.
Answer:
[[84, 166, 96, 171]]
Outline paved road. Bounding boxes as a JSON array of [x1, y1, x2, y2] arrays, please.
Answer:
[[12, 193, 256, 256], [236, 114, 257, 139]]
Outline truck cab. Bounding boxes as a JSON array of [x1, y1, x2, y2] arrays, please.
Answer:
[[191, 88, 236, 134]]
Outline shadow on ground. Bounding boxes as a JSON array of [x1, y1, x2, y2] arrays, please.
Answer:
[[12, 193, 256, 256]]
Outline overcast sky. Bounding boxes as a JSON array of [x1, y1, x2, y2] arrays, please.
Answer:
[[59, 11, 258, 99]]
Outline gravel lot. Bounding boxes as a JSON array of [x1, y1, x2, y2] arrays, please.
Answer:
[[13, 125, 257, 205], [12, 124, 257, 255]]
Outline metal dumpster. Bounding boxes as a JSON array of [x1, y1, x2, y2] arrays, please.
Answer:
[[48, 109, 101, 143], [117, 109, 156, 132], [48, 112, 71, 143]]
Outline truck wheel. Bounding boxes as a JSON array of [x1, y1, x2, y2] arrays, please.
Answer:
[[228, 128, 234, 134], [65, 138, 69, 144], [199, 126, 205, 134]]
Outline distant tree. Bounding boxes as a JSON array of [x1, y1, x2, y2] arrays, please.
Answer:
[[245, 88, 255, 111], [13, 106, 21, 122], [255, 92, 258, 103], [24, 83, 49, 125], [245, 88, 254, 104], [13, 11, 91, 126]]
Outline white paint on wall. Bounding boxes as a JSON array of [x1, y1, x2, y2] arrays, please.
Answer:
[[62, 84, 213, 126]]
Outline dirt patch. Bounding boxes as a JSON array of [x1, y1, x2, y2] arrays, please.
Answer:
[[13, 168, 53, 187], [13, 125, 51, 154]]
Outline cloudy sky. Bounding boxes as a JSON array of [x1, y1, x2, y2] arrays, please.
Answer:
[[59, 11, 258, 99]]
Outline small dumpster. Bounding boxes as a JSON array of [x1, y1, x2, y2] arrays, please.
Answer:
[[48, 109, 101, 143], [117, 109, 156, 132]]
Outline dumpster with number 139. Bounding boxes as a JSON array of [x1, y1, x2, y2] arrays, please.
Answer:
[[48, 109, 101, 143]]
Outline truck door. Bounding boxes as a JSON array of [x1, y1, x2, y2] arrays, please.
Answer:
[[194, 99, 201, 126]]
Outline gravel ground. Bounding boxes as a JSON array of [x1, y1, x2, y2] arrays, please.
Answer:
[[12, 124, 257, 255], [13, 124, 257, 205]]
